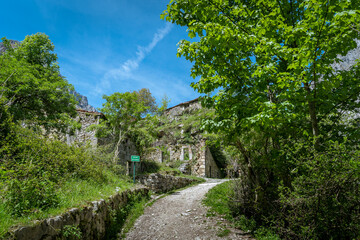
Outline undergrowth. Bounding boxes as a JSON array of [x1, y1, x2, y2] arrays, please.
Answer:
[[0, 125, 134, 238], [203, 181, 280, 240]]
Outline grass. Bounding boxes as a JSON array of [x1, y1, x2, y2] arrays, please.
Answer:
[[216, 226, 231, 237], [0, 158, 205, 239], [0, 165, 203, 239], [202, 180, 233, 220], [203, 181, 281, 240], [119, 196, 150, 238], [0, 171, 133, 238]]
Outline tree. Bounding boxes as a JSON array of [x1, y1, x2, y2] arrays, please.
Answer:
[[0, 33, 76, 133], [162, 0, 360, 180], [158, 94, 171, 114], [99, 89, 156, 163], [162, 1, 360, 237], [162, 0, 360, 143], [136, 88, 157, 115]]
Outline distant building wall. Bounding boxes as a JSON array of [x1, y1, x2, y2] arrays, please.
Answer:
[[163, 98, 201, 121], [67, 110, 138, 166], [66, 110, 103, 147]]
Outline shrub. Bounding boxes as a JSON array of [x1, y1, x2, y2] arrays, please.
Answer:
[[140, 160, 161, 174], [61, 225, 82, 240], [276, 140, 360, 239], [5, 177, 59, 216], [227, 139, 360, 240], [0, 126, 119, 216]]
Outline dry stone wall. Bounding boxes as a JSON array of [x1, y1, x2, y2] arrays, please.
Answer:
[[6, 187, 149, 240], [5, 174, 200, 240], [138, 173, 200, 193]]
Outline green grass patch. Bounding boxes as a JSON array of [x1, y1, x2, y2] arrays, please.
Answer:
[[216, 226, 231, 237], [105, 191, 150, 239], [203, 181, 280, 240], [0, 172, 133, 238], [202, 181, 233, 219], [119, 195, 150, 238]]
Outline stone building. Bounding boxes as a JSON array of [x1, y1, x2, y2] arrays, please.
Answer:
[[68, 97, 220, 178], [144, 98, 221, 178], [68, 109, 139, 165]]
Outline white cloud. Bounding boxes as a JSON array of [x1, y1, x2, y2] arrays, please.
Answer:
[[121, 22, 173, 74], [93, 22, 173, 96]]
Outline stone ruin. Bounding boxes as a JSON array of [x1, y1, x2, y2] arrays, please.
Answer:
[[144, 98, 221, 178], [68, 97, 220, 178], [66, 109, 103, 147]]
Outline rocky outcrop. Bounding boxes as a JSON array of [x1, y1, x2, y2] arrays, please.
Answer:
[[5, 187, 149, 240], [138, 173, 201, 193], [332, 39, 360, 71], [0, 40, 20, 54], [70, 91, 97, 112]]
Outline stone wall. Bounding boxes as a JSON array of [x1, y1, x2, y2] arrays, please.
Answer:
[[4, 174, 201, 239], [119, 138, 139, 165], [163, 98, 201, 121], [6, 187, 149, 240], [65, 110, 138, 165], [138, 173, 200, 193], [142, 98, 221, 178], [145, 140, 221, 178], [66, 110, 103, 147], [205, 147, 221, 178]]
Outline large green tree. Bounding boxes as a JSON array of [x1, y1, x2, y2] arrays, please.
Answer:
[[0, 33, 76, 133], [162, 1, 360, 238], [162, 0, 360, 143], [162, 0, 360, 182]]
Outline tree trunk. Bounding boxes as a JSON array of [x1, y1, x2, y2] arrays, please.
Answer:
[[113, 129, 123, 164], [236, 140, 258, 202], [304, 83, 320, 138]]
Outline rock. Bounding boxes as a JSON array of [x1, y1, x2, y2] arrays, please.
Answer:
[[332, 39, 360, 72], [179, 162, 191, 175], [70, 90, 97, 112], [0, 40, 20, 54], [138, 173, 199, 193]]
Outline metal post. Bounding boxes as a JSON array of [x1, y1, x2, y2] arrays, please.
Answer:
[[133, 162, 136, 184]]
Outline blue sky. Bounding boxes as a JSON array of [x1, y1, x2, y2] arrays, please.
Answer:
[[1, 0, 199, 109]]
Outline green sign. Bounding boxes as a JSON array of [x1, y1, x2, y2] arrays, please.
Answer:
[[131, 155, 140, 162]]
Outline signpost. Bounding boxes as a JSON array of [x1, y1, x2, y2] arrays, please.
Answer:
[[131, 155, 140, 183]]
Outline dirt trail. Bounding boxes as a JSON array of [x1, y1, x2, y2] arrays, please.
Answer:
[[124, 179, 254, 240]]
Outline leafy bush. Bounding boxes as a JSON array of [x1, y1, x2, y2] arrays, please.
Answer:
[[204, 181, 279, 239], [275, 140, 360, 239], [140, 160, 161, 174], [61, 225, 82, 240], [0, 126, 118, 216], [4, 177, 59, 216], [228, 139, 360, 240]]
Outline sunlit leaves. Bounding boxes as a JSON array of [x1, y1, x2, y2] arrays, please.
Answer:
[[163, 0, 360, 141], [0, 34, 76, 132]]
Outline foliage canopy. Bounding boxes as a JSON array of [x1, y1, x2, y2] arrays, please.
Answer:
[[0, 33, 76, 133], [162, 0, 360, 141]]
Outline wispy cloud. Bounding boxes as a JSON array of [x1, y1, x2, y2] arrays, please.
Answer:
[[93, 22, 173, 96], [122, 22, 173, 73]]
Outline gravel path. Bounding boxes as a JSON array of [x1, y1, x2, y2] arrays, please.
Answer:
[[124, 179, 254, 240]]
